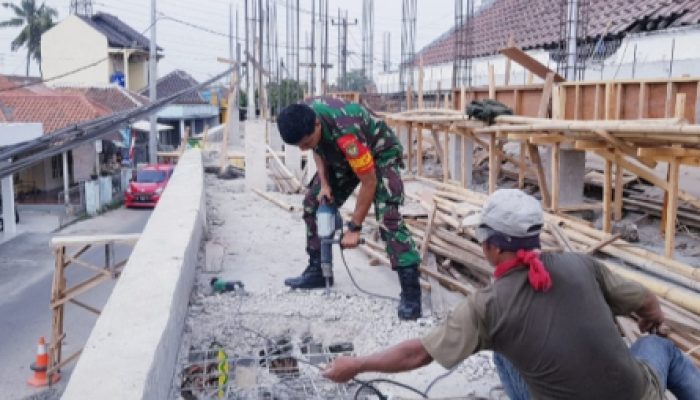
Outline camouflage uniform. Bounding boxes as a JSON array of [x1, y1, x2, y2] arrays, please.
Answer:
[[302, 96, 420, 269]]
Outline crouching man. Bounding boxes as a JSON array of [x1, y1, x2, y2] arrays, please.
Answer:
[[323, 189, 700, 399], [277, 97, 422, 320]]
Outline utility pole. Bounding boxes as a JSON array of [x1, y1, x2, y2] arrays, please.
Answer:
[[383, 31, 391, 72], [362, 0, 374, 82], [332, 10, 357, 91], [244, 0, 250, 116], [247, 0, 256, 120], [229, 2, 234, 62], [310, 0, 316, 95], [148, 0, 157, 164], [296, 0, 300, 86]]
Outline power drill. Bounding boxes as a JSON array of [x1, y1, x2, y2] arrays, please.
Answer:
[[317, 198, 343, 296]]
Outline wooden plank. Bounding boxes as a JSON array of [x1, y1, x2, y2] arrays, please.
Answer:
[[488, 64, 496, 99], [418, 56, 425, 109], [518, 143, 526, 188], [50, 234, 140, 248], [528, 144, 551, 208], [551, 142, 561, 212], [460, 86, 466, 112], [498, 46, 566, 82], [614, 153, 624, 221], [603, 158, 613, 233], [605, 83, 614, 120], [638, 147, 700, 158], [574, 85, 581, 120], [407, 123, 414, 173], [504, 37, 515, 86], [442, 128, 450, 183], [593, 84, 602, 120], [416, 124, 423, 176], [489, 133, 498, 193], [591, 129, 657, 168], [664, 82, 676, 118], [639, 82, 649, 118], [586, 233, 622, 255], [419, 200, 438, 260], [665, 158, 680, 258], [615, 84, 623, 119], [675, 93, 687, 120]]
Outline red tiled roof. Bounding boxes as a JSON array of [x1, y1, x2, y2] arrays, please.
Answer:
[[56, 86, 147, 113], [417, 0, 700, 66], [0, 94, 108, 133]]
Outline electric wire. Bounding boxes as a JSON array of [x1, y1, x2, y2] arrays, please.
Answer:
[[339, 246, 399, 303], [424, 366, 458, 395]]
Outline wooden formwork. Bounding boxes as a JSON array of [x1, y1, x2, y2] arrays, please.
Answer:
[[48, 234, 139, 378]]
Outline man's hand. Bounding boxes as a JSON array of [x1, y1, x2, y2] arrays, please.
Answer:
[[636, 291, 665, 334], [340, 230, 361, 249], [317, 184, 333, 203], [322, 356, 360, 383]]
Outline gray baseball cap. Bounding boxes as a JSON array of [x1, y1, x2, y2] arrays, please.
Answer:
[[462, 189, 544, 240]]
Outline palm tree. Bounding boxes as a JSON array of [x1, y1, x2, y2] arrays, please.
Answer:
[[0, 0, 58, 76]]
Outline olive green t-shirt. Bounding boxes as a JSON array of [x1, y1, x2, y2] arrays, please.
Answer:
[[421, 252, 662, 399]]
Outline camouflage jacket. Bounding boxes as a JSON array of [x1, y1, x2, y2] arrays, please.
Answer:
[[305, 96, 403, 176]]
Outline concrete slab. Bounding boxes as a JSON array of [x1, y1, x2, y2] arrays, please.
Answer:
[[62, 149, 206, 400]]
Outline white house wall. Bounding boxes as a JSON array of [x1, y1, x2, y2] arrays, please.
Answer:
[[41, 15, 110, 87], [376, 25, 700, 93], [72, 143, 98, 182]]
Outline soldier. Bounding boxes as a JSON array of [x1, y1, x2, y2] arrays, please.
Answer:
[[276, 97, 422, 320]]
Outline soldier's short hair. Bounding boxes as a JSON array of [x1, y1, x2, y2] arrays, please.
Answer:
[[277, 103, 316, 144]]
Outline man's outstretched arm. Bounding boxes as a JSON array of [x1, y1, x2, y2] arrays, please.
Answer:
[[322, 339, 433, 383]]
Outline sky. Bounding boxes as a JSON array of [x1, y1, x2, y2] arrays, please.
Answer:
[[0, 0, 477, 85]]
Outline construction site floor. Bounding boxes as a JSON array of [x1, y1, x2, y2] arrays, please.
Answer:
[[171, 174, 502, 399]]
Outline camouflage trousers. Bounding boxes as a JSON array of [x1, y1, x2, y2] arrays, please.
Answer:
[[303, 163, 421, 269]]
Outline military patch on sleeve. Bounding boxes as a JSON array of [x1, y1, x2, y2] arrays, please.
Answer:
[[337, 134, 374, 175]]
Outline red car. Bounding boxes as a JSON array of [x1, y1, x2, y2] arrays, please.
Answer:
[[124, 164, 174, 208]]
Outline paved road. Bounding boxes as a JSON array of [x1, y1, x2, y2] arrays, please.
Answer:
[[0, 207, 152, 400]]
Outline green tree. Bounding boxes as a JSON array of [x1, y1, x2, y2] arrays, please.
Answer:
[[0, 0, 58, 76], [338, 69, 374, 92], [267, 79, 304, 114]]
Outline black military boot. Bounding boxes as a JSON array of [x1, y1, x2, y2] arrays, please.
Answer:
[[397, 267, 422, 320], [284, 253, 332, 289]]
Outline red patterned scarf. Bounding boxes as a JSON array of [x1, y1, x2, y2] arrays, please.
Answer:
[[494, 249, 552, 292]]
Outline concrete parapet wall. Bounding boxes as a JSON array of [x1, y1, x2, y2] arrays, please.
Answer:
[[62, 149, 206, 399]]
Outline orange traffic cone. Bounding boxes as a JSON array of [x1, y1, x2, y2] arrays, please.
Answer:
[[27, 337, 60, 387]]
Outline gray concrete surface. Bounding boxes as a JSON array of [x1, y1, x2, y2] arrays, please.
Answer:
[[0, 207, 151, 400], [61, 149, 205, 400]]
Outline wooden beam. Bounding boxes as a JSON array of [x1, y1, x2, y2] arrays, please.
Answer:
[[442, 127, 451, 183], [418, 56, 425, 109], [551, 142, 561, 212], [417, 124, 424, 176], [615, 84, 623, 119], [407, 123, 414, 173], [603, 158, 613, 233], [592, 129, 657, 168], [489, 133, 498, 193], [518, 143, 526, 188], [664, 81, 676, 118], [488, 64, 496, 99], [665, 158, 680, 258], [498, 46, 566, 82], [639, 82, 649, 118], [604, 83, 614, 120], [419, 200, 438, 260], [593, 84, 602, 120], [504, 37, 516, 86], [675, 93, 687, 120], [614, 153, 624, 221]]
